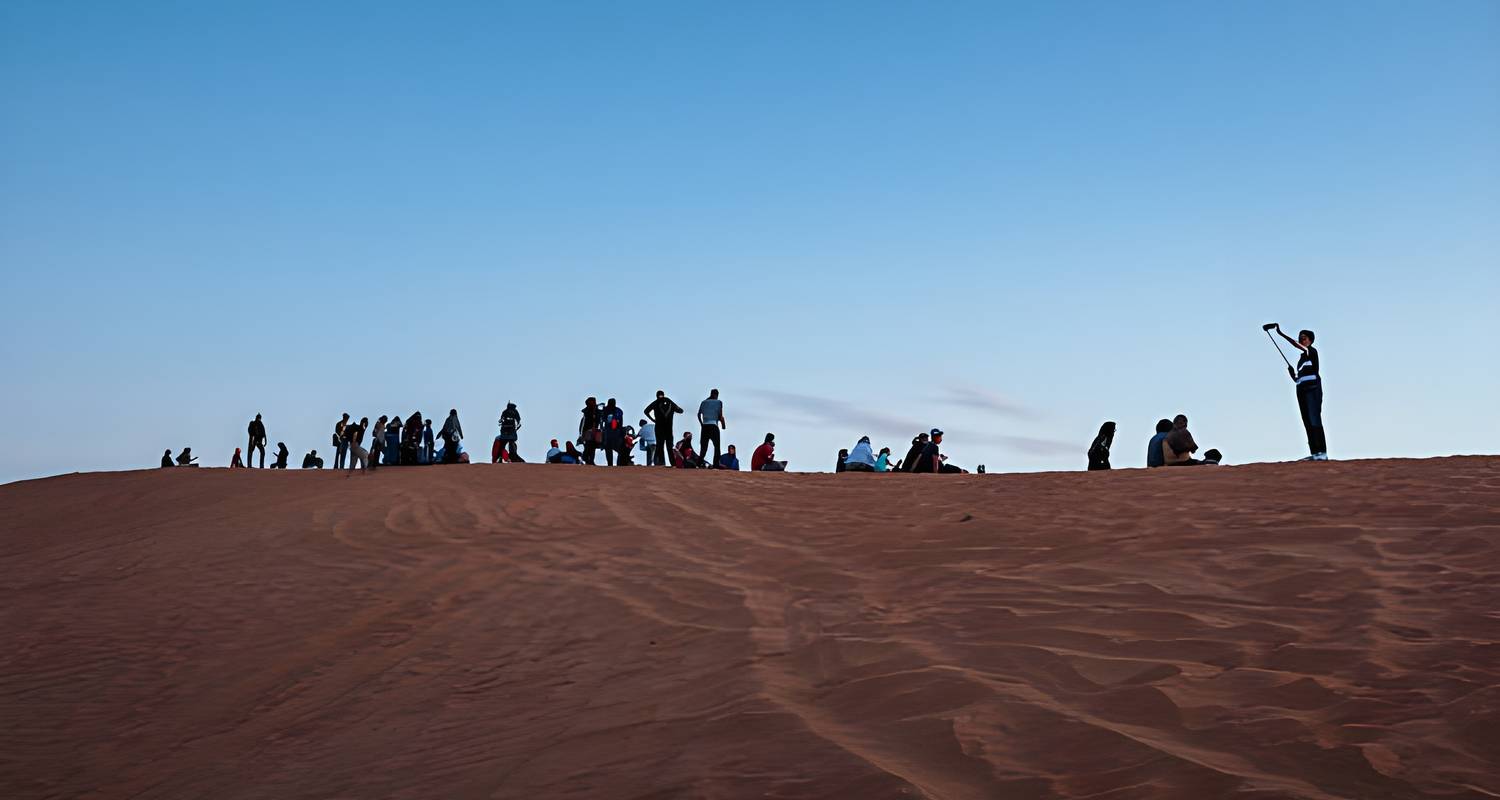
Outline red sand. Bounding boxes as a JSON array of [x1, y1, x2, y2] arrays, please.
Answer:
[[2, 458, 1498, 799]]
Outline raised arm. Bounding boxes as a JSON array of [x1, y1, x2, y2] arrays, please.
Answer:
[[1275, 324, 1307, 352]]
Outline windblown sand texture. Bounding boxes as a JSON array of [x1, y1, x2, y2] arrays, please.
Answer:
[[2, 458, 1497, 799]]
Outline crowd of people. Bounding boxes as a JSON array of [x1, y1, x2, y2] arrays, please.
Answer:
[[156, 327, 1326, 474]]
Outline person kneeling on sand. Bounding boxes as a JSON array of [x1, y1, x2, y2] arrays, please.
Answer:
[[674, 432, 705, 468], [270, 442, 290, 469], [844, 436, 877, 472], [230, 448, 245, 469], [1164, 415, 1204, 466], [751, 434, 787, 471]]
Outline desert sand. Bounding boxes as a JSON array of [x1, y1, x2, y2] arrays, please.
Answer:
[[1, 457, 1497, 799]]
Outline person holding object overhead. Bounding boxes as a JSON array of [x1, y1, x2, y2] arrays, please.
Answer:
[[1271, 323, 1327, 461]]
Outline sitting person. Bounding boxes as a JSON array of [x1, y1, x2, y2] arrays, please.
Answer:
[[835, 448, 849, 472], [230, 448, 244, 469], [546, 439, 563, 463], [899, 433, 929, 472], [1088, 421, 1115, 471], [913, 429, 965, 474], [718, 444, 740, 470], [675, 432, 705, 468], [176, 447, 198, 467], [161, 449, 174, 468], [547, 439, 584, 464], [1147, 419, 1172, 468], [1202, 448, 1223, 465], [844, 437, 877, 472], [1164, 415, 1201, 466], [302, 450, 324, 469], [751, 434, 787, 471], [874, 446, 894, 472], [270, 442, 290, 469]]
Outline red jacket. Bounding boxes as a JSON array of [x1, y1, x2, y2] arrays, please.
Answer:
[[751, 443, 775, 471]]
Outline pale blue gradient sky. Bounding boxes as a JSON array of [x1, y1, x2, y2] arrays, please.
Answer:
[[3, 1, 1497, 483]]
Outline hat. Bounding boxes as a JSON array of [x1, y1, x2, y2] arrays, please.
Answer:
[[930, 428, 944, 437]]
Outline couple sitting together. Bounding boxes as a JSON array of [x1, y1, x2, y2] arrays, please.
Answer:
[[1148, 416, 1222, 467]]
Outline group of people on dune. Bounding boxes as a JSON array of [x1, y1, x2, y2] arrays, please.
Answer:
[[159, 326, 1326, 473]]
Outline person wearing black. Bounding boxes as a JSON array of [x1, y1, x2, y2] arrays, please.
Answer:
[[602, 398, 625, 466], [697, 389, 726, 468], [402, 412, 424, 464], [346, 417, 368, 471], [578, 397, 603, 465], [498, 403, 522, 462], [247, 413, 267, 468], [369, 415, 388, 471], [899, 433, 929, 472], [835, 449, 849, 473], [440, 409, 463, 463], [302, 450, 323, 469], [1088, 421, 1115, 471], [270, 442, 290, 469], [161, 449, 174, 468], [644, 390, 684, 468], [913, 429, 964, 474], [176, 448, 197, 466], [333, 413, 351, 469], [1273, 324, 1327, 461]]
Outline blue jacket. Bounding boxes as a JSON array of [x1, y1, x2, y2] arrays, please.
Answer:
[[1147, 432, 1168, 468], [718, 453, 740, 470]]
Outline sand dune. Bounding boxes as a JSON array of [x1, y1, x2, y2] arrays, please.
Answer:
[[2, 458, 1497, 799]]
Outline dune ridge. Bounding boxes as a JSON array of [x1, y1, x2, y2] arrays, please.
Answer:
[[2, 457, 1498, 799]]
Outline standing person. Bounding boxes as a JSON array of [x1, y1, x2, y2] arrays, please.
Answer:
[[638, 419, 658, 466], [1273, 324, 1327, 461], [231, 448, 245, 469], [347, 416, 369, 472], [402, 412, 424, 464], [578, 397, 603, 465], [644, 390, 684, 468], [440, 409, 463, 463], [422, 419, 435, 464], [1146, 419, 1173, 468], [246, 414, 267, 468], [1088, 421, 1116, 471], [368, 415, 389, 471], [498, 403, 522, 462], [697, 389, 726, 467], [602, 398, 625, 466], [271, 442, 290, 469], [384, 415, 402, 466], [333, 413, 350, 469]]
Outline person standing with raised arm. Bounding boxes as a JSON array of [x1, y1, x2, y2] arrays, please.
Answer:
[[1273, 323, 1327, 461], [697, 389, 726, 468], [644, 390, 683, 468]]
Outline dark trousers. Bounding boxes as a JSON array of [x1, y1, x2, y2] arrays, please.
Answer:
[[655, 429, 672, 467], [700, 425, 721, 465], [1297, 382, 1326, 455], [248, 438, 265, 468], [583, 438, 598, 465]]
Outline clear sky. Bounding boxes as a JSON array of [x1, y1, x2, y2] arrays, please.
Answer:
[[2, 1, 1497, 484]]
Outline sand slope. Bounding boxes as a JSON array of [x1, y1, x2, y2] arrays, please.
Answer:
[[2, 458, 1497, 799]]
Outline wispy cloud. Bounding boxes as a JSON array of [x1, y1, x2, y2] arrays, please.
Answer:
[[936, 384, 1038, 420], [739, 388, 1076, 457]]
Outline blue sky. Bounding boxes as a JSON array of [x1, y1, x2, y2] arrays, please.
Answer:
[[2, 0, 1497, 482]]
